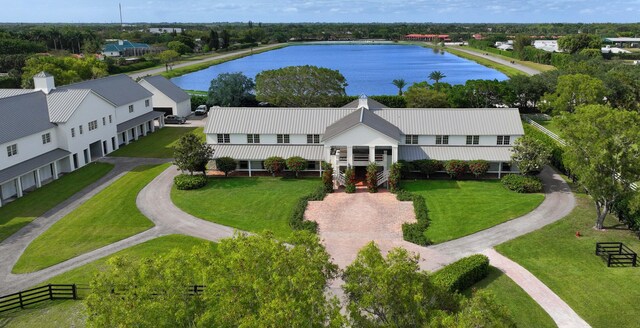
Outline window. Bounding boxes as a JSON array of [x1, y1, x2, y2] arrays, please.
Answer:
[[128, 104, 134, 113], [102, 117, 106, 126], [307, 161, 317, 170], [247, 134, 260, 144], [71, 128, 75, 138], [79, 125, 84, 134], [238, 161, 248, 169], [307, 134, 320, 144], [217, 134, 230, 144], [497, 135, 511, 145], [405, 135, 418, 144], [88, 120, 98, 131], [109, 115, 113, 124], [42, 133, 51, 144], [435, 135, 449, 145], [145, 99, 150, 107], [466, 135, 479, 145], [6, 144, 17, 157], [277, 134, 290, 144]]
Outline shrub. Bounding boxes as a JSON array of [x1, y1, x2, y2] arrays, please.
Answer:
[[612, 194, 640, 237], [396, 190, 431, 246], [370, 95, 407, 108], [397, 160, 415, 177], [365, 162, 379, 193], [321, 162, 334, 193], [215, 157, 236, 177], [344, 167, 356, 193], [264, 156, 286, 176], [501, 174, 543, 193], [468, 160, 490, 178], [289, 185, 327, 233], [286, 156, 307, 178], [523, 124, 567, 174], [431, 255, 490, 293], [173, 174, 208, 190], [388, 162, 402, 193], [414, 159, 442, 178], [191, 95, 208, 111], [444, 160, 468, 179]]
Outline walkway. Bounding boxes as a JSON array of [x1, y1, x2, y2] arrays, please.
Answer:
[[449, 46, 542, 76]]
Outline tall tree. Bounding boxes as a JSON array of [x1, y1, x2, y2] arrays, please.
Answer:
[[510, 136, 551, 175], [540, 73, 606, 115], [428, 70, 446, 89], [405, 84, 449, 108], [173, 132, 214, 175], [392, 78, 407, 96], [208, 30, 219, 50], [21, 55, 108, 88], [207, 72, 255, 106], [220, 29, 230, 49], [559, 105, 640, 229], [558, 33, 602, 54], [157, 50, 180, 72]]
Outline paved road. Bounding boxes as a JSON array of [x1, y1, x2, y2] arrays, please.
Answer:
[[127, 44, 284, 80], [449, 46, 542, 76]]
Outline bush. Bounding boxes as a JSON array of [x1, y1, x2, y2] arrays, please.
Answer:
[[397, 160, 416, 177], [397, 190, 431, 246], [370, 95, 407, 108], [321, 162, 334, 193], [444, 160, 468, 179], [286, 156, 307, 178], [216, 157, 236, 177], [264, 156, 286, 176], [611, 194, 640, 237], [173, 174, 208, 190], [388, 162, 402, 193], [501, 174, 543, 193], [344, 167, 356, 193], [523, 124, 567, 174], [414, 159, 442, 178], [432, 255, 490, 293], [468, 160, 490, 178], [289, 185, 327, 233], [365, 162, 379, 193]]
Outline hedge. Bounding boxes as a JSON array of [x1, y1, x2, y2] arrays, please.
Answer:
[[173, 174, 208, 190], [444, 160, 468, 179], [289, 185, 327, 233], [431, 254, 490, 293], [397, 190, 431, 246], [501, 174, 543, 193], [612, 194, 640, 239], [523, 124, 567, 174]]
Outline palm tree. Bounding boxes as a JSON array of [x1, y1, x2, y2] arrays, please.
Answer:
[[392, 78, 407, 96], [428, 71, 446, 90]]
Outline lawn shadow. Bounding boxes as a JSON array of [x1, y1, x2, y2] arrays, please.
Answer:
[[461, 266, 503, 297], [401, 179, 461, 191]]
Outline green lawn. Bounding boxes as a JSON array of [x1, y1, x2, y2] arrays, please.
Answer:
[[496, 194, 640, 328], [444, 47, 524, 78], [108, 127, 204, 158], [1, 235, 212, 328], [466, 266, 557, 328], [533, 119, 562, 136], [172, 177, 320, 240], [0, 163, 113, 243], [13, 164, 170, 273], [403, 180, 544, 243]]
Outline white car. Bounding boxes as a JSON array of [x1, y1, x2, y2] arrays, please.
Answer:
[[195, 105, 208, 116]]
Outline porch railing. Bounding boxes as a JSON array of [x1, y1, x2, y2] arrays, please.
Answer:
[[335, 171, 346, 187], [376, 170, 389, 187]]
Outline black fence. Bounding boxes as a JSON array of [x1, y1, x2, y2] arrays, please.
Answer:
[[0, 284, 77, 313], [596, 242, 638, 267]]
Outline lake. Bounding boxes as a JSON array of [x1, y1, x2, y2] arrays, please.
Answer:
[[171, 44, 508, 95]]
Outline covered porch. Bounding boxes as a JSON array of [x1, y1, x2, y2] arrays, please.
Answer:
[[116, 111, 164, 146]]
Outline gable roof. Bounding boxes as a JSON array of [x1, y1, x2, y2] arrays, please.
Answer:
[[0, 92, 56, 145], [59, 74, 153, 107], [323, 107, 401, 141], [0, 89, 36, 99], [140, 76, 190, 103], [46, 89, 93, 123]]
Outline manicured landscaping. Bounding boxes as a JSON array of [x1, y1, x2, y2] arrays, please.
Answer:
[[496, 194, 640, 328], [403, 180, 544, 243], [0, 163, 113, 243], [171, 177, 320, 240], [13, 164, 170, 273], [466, 266, 557, 328], [108, 127, 204, 158]]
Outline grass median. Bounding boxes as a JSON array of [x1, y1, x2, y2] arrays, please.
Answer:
[[108, 127, 203, 158]]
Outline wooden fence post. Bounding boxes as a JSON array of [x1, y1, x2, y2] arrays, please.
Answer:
[[48, 284, 53, 300], [18, 292, 24, 309], [72, 284, 77, 300]]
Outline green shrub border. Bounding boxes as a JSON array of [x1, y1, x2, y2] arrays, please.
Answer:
[[396, 190, 431, 246], [501, 174, 544, 193], [173, 174, 208, 190], [432, 254, 490, 293], [289, 185, 327, 233]]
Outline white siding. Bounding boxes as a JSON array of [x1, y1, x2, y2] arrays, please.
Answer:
[[0, 127, 58, 171], [114, 98, 153, 125], [324, 124, 398, 147]]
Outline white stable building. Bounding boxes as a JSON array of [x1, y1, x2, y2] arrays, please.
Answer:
[[204, 96, 523, 186], [0, 72, 167, 206], [139, 76, 192, 117]]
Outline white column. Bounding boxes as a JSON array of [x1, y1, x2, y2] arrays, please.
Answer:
[[319, 161, 322, 177], [369, 146, 376, 163], [52, 161, 59, 180], [383, 150, 388, 170], [143, 122, 148, 136], [498, 162, 502, 178], [35, 169, 42, 188], [133, 128, 139, 141], [248, 161, 252, 177], [124, 131, 130, 145], [16, 177, 23, 198], [347, 146, 354, 167], [392, 146, 398, 163], [150, 120, 156, 132], [323, 146, 331, 163], [159, 116, 165, 128]]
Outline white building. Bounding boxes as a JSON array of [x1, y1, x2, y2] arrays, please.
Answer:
[[204, 96, 523, 185], [149, 27, 183, 34], [0, 72, 166, 206], [139, 76, 192, 117], [533, 40, 560, 52]]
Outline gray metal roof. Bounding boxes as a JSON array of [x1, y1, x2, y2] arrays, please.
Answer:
[[323, 108, 401, 141], [0, 92, 56, 145], [342, 97, 388, 110], [140, 76, 190, 103], [0, 148, 70, 184], [399, 145, 513, 162], [212, 144, 324, 161], [116, 110, 164, 133], [60, 74, 153, 107], [205, 107, 356, 134], [0, 89, 37, 99], [46, 89, 92, 123], [375, 108, 524, 135]]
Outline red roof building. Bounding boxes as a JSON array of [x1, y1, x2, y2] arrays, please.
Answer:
[[405, 34, 451, 42]]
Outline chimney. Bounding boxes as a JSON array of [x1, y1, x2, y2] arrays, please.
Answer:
[[33, 71, 55, 94], [358, 94, 369, 110]]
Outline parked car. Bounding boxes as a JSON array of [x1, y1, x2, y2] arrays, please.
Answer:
[[165, 115, 187, 124], [194, 105, 208, 116]]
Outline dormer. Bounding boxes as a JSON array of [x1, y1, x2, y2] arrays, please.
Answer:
[[33, 71, 55, 94]]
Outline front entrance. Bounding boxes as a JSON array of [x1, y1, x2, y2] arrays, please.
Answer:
[[354, 166, 367, 186]]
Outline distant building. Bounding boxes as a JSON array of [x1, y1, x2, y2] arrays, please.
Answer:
[[139, 76, 192, 117], [601, 45, 631, 54], [149, 27, 183, 34], [472, 34, 485, 40], [604, 37, 640, 48], [533, 40, 560, 52], [404, 34, 451, 42], [102, 40, 151, 57]]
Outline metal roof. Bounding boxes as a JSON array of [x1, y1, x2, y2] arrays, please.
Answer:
[[0, 148, 70, 185], [212, 144, 324, 161], [605, 37, 640, 42], [46, 89, 92, 123], [116, 111, 164, 133], [140, 76, 190, 103], [205, 107, 356, 134], [60, 74, 153, 107], [0, 92, 56, 145], [0, 89, 37, 99], [323, 108, 401, 141], [399, 146, 513, 162]]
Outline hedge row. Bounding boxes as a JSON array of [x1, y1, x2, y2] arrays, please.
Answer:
[[612, 194, 640, 239], [338, 95, 407, 108], [174, 174, 208, 190], [431, 254, 490, 293], [523, 124, 567, 174], [501, 174, 543, 193], [398, 159, 490, 179], [396, 190, 431, 246], [289, 185, 327, 233]]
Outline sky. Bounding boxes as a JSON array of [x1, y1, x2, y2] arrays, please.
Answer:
[[1, 0, 640, 23]]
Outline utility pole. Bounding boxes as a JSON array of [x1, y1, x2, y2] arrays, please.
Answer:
[[119, 3, 124, 30]]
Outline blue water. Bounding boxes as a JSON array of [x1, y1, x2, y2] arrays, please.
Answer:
[[171, 44, 508, 95]]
